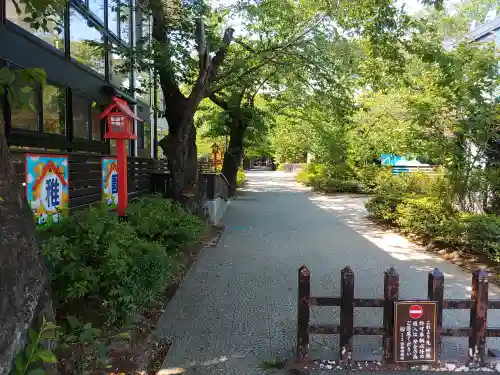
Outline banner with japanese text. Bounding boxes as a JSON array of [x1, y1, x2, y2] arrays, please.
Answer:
[[25, 154, 69, 227], [102, 157, 118, 209]]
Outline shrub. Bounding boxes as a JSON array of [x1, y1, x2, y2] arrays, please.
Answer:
[[296, 168, 311, 184], [375, 171, 449, 198], [365, 195, 403, 221], [126, 195, 204, 252], [395, 196, 456, 238], [296, 163, 371, 193], [312, 178, 361, 193], [461, 214, 500, 259], [237, 168, 246, 186], [42, 204, 174, 324], [277, 163, 285, 171]]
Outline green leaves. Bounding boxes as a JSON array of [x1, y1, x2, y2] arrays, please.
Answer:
[[26, 370, 46, 375], [35, 350, 57, 364], [66, 316, 81, 330], [0, 67, 16, 86], [15, 355, 26, 373], [11, 320, 59, 375]]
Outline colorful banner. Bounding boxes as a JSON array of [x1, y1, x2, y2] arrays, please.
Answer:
[[102, 157, 118, 208], [25, 154, 69, 227]]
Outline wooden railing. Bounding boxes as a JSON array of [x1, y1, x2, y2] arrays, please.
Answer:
[[391, 166, 437, 175], [203, 173, 230, 200], [292, 265, 500, 371]]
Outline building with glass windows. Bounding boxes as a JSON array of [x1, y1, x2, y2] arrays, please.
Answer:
[[0, 0, 166, 158]]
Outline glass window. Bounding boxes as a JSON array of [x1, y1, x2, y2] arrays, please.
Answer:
[[110, 45, 131, 89], [119, 0, 130, 44], [69, 8, 105, 75], [89, 0, 105, 22], [9, 76, 39, 131], [43, 85, 65, 135], [91, 102, 102, 141], [108, 0, 119, 36], [6, 0, 64, 51], [72, 92, 90, 139]]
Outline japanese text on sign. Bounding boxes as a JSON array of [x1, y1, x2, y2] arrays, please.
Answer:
[[395, 302, 437, 363]]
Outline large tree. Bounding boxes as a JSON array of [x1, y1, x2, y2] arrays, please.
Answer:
[[130, 0, 236, 203], [0, 68, 55, 375]]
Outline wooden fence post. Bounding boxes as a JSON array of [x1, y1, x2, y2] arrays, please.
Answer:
[[297, 265, 311, 363], [340, 266, 354, 367], [383, 267, 399, 363], [428, 268, 444, 358], [470, 269, 489, 364]]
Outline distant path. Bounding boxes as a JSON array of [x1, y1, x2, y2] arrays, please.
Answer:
[[156, 171, 500, 374]]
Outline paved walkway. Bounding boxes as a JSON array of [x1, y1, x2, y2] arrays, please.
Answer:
[[156, 171, 500, 374]]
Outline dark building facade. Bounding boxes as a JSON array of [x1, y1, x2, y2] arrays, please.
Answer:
[[0, 0, 161, 158]]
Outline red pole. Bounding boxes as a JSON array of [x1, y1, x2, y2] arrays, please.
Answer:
[[116, 139, 128, 216]]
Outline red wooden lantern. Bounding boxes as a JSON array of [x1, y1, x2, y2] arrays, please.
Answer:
[[98, 96, 139, 216]]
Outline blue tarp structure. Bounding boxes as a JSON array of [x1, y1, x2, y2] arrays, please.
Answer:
[[379, 154, 404, 166], [379, 154, 432, 175]]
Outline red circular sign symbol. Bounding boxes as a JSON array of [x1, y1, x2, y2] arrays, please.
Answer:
[[409, 305, 424, 319]]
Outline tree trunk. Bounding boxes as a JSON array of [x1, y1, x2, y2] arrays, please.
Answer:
[[222, 118, 246, 197], [0, 129, 52, 375], [158, 98, 200, 211]]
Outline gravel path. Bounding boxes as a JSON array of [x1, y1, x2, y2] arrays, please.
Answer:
[[156, 171, 500, 374]]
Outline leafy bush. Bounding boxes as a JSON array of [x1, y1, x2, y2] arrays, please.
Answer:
[[352, 165, 379, 192], [310, 177, 361, 193], [365, 194, 403, 221], [296, 168, 311, 184], [375, 170, 449, 199], [41, 196, 204, 325], [237, 168, 246, 186], [461, 214, 500, 259], [277, 163, 285, 171], [126, 195, 204, 252], [42, 204, 174, 324], [395, 196, 456, 238], [296, 163, 365, 193]]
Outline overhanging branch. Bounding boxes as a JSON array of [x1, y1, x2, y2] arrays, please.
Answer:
[[210, 93, 230, 111]]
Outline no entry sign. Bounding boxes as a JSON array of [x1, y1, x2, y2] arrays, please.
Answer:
[[394, 301, 437, 363], [409, 305, 424, 319]]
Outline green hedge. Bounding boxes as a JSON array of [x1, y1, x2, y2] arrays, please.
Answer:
[[296, 163, 368, 193], [296, 163, 399, 194], [364, 194, 403, 221], [126, 196, 204, 251], [41, 196, 205, 325], [365, 177, 500, 262], [461, 214, 500, 260], [237, 168, 246, 186], [395, 196, 456, 238]]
